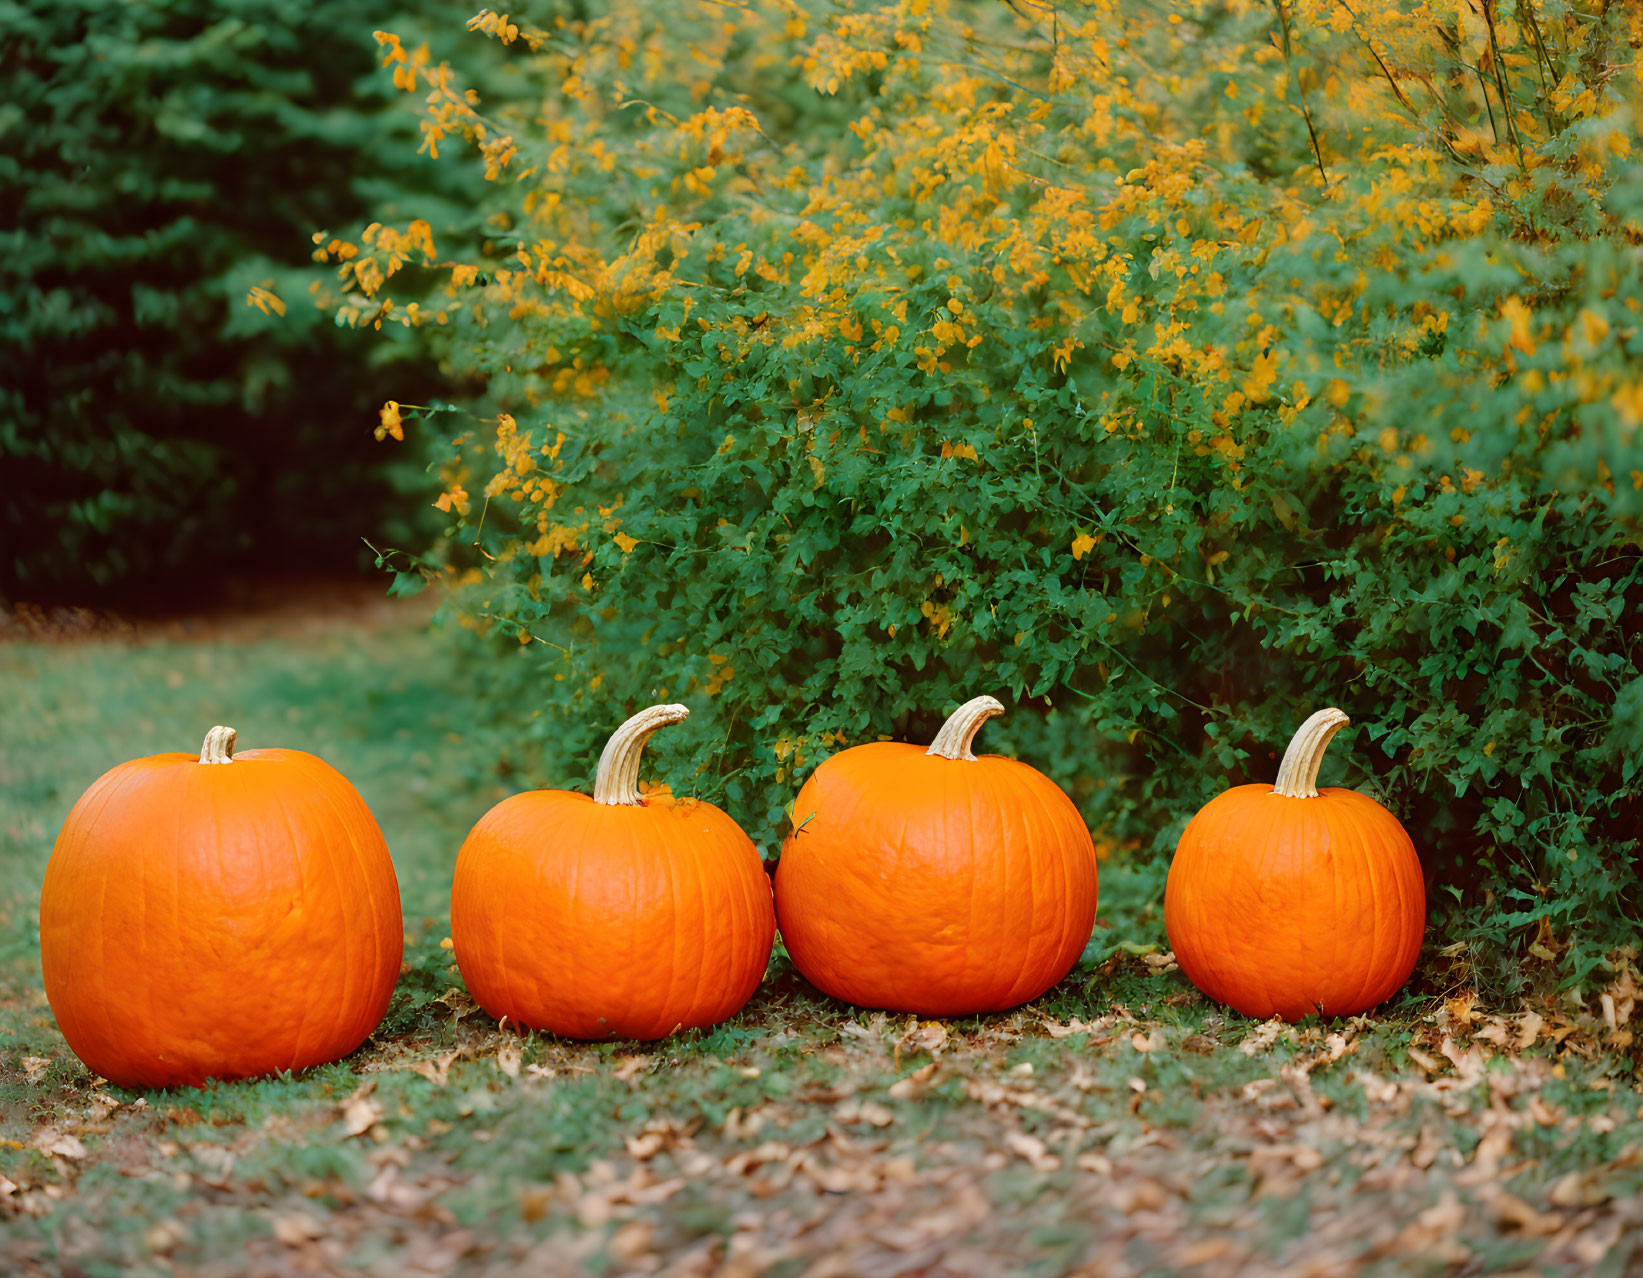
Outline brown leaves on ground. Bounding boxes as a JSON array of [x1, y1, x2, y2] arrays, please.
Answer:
[[2, 952, 1641, 1274]]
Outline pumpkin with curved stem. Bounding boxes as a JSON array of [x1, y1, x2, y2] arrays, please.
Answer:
[[451, 704, 775, 1040], [1164, 708, 1426, 1021], [40, 726, 403, 1089], [774, 695, 1099, 1016]]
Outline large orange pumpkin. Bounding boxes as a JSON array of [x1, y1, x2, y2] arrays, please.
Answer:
[[450, 704, 775, 1040], [774, 695, 1099, 1016], [40, 726, 403, 1089], [1164, 708, 1425, 1021]]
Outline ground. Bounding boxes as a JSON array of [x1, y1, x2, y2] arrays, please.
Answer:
[[2, 588, 1640, 1276]]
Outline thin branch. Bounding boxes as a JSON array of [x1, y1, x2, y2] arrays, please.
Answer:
[[1272, 0, 1331, 188], [1481, 0, 1527, 168], [1475, 63, 1502, 144]]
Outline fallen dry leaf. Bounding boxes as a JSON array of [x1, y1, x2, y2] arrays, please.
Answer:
[[20, 1056, 50, 1084], [406, 1050, 462, 1086], [1411, 1125, 1441, 1170], [901, 1019, 948, 1057], [722, 1107, 766, 1141], [1406, 1046, 1442, 1073], [1494, 1192, 1562, 1235], [1358, 1072, 1399, 1105], [144, 1221, 186, 1254], [1549, 1170, 1613, 1209], [1240, 1019, 1285, 1056], [1003, 1130, 1060, 1173], [30, 1130, 87, 1161], [888, 1062, 937, 1100], [340, 1086, 385, 1139], [833, 1099, 894, 1128], [1439, 1035, 1485, 1078], [272, 1213, 326, 1246], [1129, 1029, 1165, 1053], [496, 1043, 521, 1079]]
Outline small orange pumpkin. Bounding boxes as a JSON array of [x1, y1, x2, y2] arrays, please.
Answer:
[[40, 726, 403, 1089], [774, 696, 1099, 1016], [450, 704, 775, 1040], [1164, 708, 1425, 1021]]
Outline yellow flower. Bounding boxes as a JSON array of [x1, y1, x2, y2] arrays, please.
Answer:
[[245, 285, 286, 317], [375, 400, 404, 442]]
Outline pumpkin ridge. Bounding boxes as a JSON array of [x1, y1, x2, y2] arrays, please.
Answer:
[[991, 761, 1039, 1008], [658, 807, 686, 1039], [731, 809, 771, 1016], [289, 755, 381, 1057], [1340, 794, 1382, 1015], [520, 797, 564, 1029], [268, 785, 319, 1072], [672, 808, 709, 1037], [1252, 789, 1288, 1018], [1016, 760, 1076, 1004], [566, 807, 590, 1030], [79, 765, 147, 1074], [307, 760, 390, 1061]]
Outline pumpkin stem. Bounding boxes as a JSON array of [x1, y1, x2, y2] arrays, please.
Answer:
[[198, 725, 237, 765], [926, 695, 1006, 761], [593, 704, 690, 805], [1271, 708, 1351, 798]]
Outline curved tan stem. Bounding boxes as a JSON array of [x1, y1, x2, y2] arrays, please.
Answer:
[[1272, 708, 1350, 798], [199, 725, 237, 765], [593, 704, 689, 805], [926, 695, 1005, 761]]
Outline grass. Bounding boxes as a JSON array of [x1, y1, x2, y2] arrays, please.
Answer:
[[2, 610, 1641, 1275]]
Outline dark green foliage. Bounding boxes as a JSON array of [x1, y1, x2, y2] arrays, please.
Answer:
[[0, 0, 453, 602]]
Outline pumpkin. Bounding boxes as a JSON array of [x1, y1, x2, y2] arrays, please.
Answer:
[[773, 695, 1099, 1016], [40, 726, 403, 1089], [450, 704, 775, 1040], [1164, 708, 1425, 1021]]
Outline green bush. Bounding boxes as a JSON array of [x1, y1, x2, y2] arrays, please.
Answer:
[[0, 0, 461, 602], [342, 0, 1643, 991]]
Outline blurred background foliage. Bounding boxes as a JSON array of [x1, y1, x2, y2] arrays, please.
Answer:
[[0, 0, 474, 604], [333, 0, 1643, 992]]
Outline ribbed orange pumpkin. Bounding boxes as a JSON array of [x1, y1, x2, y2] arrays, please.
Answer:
[[774, 696, 1099, 1016], [1164, 708, 1425, 1021], [450, 704, 775, 1040], [40, 726, 403, 1089]]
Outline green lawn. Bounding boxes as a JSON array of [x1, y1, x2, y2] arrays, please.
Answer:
[[2, 614, 1640, 1275]]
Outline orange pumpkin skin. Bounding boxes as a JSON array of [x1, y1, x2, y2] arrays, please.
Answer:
[[1164, 716, 1425, 1022], [774, 707, 1099, 1017], [40, 732, 403, 1089], [450, 710, 775, 1041]]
